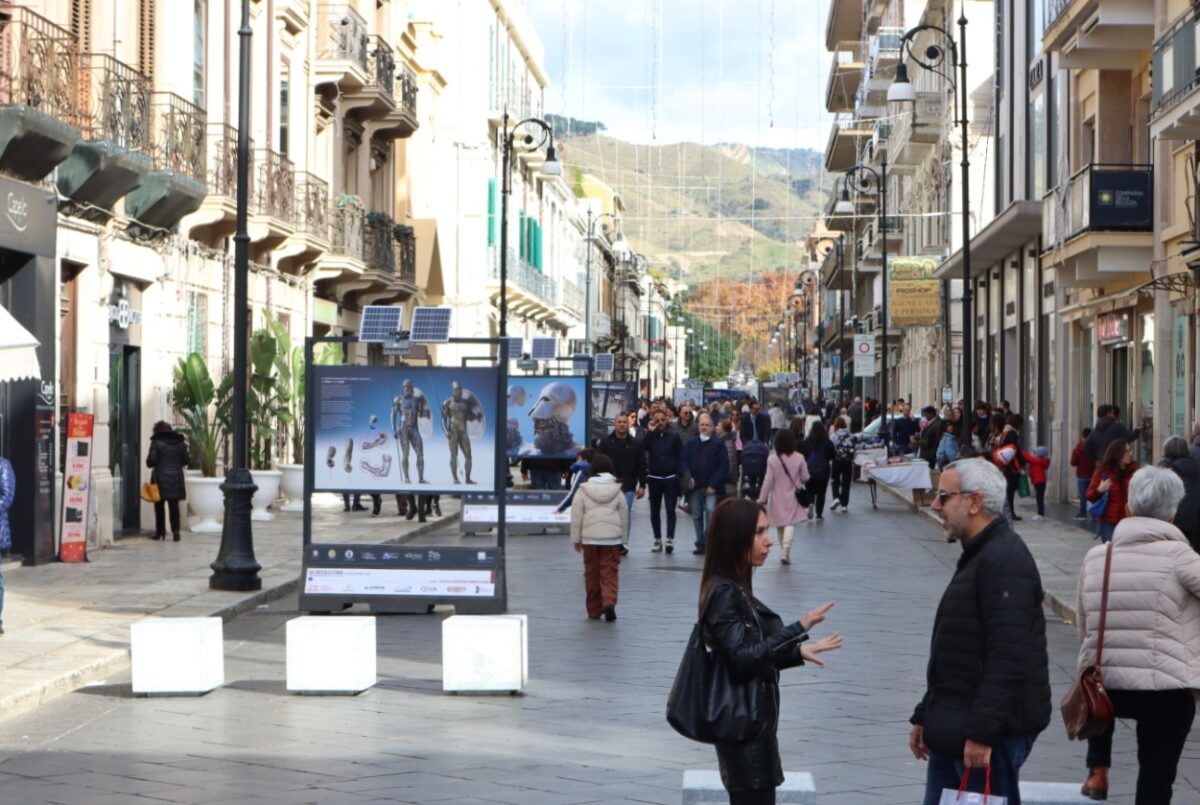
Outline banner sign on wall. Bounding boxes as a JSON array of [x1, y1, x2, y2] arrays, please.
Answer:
[[673, 386, 703, 408], [702, 388, 743, 406], [854, 334, 876, 378], [888, 256, 941, 327], [506, 375, 589, 459], [590, 381, 635, 443], [59, 413, 94, 563], [312, 366, 499, 494]]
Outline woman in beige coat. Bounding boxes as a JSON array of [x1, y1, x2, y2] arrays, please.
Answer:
[[570, 454, 629, 622], [1075, 466, 1200, 803]]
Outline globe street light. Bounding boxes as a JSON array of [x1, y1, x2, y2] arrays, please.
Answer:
[[889, 17, 973, 446]]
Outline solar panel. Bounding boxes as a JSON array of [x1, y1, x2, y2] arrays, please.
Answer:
[[503, 337, 524, 360], [359, 306, 404, 343], [571, 353, 591, 373], [530, 337, 557, 360], [594, 353, 615, 372], [409, 306, 453, 343]]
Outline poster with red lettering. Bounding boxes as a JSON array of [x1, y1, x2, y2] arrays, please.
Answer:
[[59, 413, 94, 563]]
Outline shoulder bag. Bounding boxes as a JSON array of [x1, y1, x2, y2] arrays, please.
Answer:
[[1086, 471, 1110, 519], [666, 585, 765, 744], [140, 475, 161, 503], [1060, 541, 1115, 740], [777, 456, 813, 508]]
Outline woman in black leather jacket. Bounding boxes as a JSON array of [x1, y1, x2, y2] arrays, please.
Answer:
[[699, 498, 842, 804]]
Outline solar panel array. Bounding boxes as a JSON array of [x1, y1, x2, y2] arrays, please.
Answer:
[[571, 354, 591, 373], [530, 337, 557, 360], [359, 306, 404, 343], [409, 306, 452, 343], [594, 354, 615, 372], [504, 337, 524, 360]]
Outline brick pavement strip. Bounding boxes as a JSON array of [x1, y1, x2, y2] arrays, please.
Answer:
[[0, 489, 1196, 803], [0, 496, 460, 723]]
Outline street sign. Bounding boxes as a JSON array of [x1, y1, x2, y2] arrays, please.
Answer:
[[821, 368, 833, 389], [853, 335, 875, 378], [942, 385, 953, 403]]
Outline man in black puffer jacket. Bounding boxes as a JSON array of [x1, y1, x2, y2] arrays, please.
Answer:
[[910, 458, 1051, 805]]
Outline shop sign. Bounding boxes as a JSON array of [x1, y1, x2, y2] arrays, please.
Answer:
[[59, 413, 94, 563], [888, 256, 941, 327], [1097, 312, 1129, 344], [1091, 169, 1152, 230], [107, 297, 142, 329]]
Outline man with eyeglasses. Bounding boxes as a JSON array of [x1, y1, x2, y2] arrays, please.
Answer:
[[910, 458, 1051, 805]]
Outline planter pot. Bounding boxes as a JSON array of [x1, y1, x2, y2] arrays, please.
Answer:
[[250, 469, 282, 521], [279, 463, 305, 512], [185, 470, 202, 516], [186, 476, 225, 533]]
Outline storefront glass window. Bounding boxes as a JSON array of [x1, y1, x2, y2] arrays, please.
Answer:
[[1139, 313, 1155, 465]]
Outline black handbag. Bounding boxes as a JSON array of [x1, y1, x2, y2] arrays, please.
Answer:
[[666, 586, 765, 744], [778, 458, 813, 508]]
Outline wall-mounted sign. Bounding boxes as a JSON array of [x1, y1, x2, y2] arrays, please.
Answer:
[[1097, 312, 1130, 344], [59, 413, 94, 563], [888, 256, 941, 327], [854, 334, 876, 378], [107, 297, 142, 329]]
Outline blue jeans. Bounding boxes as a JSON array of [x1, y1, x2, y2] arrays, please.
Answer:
[[922, 734, 1037, 805], [689, 488, 717, 548], [1076, 477, 1089, 517], [1095, 520, 1116, 543], [530, 469, 561, 490], [623, 489, 635, 539]]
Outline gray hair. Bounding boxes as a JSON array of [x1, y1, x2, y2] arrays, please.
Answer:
[[1163, 436, 1190, 460], [1128, 466, 1185, 521], [946, 458, 1008, 515]]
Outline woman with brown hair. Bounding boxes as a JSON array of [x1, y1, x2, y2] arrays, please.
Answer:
[[699, 497, 842, 803], [756, 428, 809, 565], [146, 421, 190, 541], [1087, 438, 1139, 544]]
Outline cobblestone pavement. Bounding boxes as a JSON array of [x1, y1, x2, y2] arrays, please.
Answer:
[[0, 490, 1198, 804]]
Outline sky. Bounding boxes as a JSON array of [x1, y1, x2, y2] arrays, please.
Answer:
[[524, 0, 835, 151]]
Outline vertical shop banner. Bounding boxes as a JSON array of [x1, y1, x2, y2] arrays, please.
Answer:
[[507, 375, 589, 459], [854, 335, 876, 378], [59, 413, 94, 562], [888, 256, 941, 327]]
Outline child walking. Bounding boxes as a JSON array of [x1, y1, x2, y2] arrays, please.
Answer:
[[569, 454, 628, 621], [1022, 446, 1052, 521]]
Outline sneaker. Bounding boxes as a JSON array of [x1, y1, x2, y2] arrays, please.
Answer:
[[651, 540, 663, 553], [839, 506, 848, 514], [1073, 514, 1087, 521], [1012, 514, 1023, 521], [830, 502, 841, 513], [692, 546, 705, 555], [1032, 514, 1044, 521], [619, 545, 629, 557], [816, 515, 824, 521], [666, 540, 674, 555]]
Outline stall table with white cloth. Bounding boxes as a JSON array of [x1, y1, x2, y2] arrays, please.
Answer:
[[863, 460, 933, 509]]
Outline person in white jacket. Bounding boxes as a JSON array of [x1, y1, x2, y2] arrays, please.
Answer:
[[570, 454, 629, 622], [1075, 466, 1200, 803]]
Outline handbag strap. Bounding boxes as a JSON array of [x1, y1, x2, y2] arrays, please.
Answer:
[[955, 767, 992, 802], [1095, 541, 1114, 669], [777, 455, 800, 491]]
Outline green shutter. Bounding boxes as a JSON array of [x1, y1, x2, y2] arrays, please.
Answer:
[[487, 178, 497, 246], [533, 220, 542, 270]]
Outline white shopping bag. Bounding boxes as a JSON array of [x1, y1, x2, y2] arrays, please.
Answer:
[[938, 769, 1007, 805]]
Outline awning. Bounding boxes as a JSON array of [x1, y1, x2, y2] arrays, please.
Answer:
[[0, 305, 40, 382], [934, 200, 1044, 280]]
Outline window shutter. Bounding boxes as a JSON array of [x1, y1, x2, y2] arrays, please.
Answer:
[[139, 0, 156, 78], [70, 0, 92, 51]]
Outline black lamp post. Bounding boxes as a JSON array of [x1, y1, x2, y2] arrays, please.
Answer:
[[211, 0, 262, 591], [499, 113, 561, 338], [889, 16, 973, 446], [584, 210, 623, 352], [836, 159, 890, 440]]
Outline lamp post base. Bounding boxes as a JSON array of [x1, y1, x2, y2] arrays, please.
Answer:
[[211, 467, 262, 591]]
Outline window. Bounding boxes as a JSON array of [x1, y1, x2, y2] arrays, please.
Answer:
[[279, 60, 290, 156], [1028, 92, 1045, 199], [186, 292, 208, 357], [193, 1, 205, 107], [1047, 66, 1059, 191]]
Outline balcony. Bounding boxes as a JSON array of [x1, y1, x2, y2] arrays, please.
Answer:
[[824, 115, 872, 172], [276, 171, 330, 273], [825, 0, 863, 51], [888, 91, 943, 172], [825, 42, 866, 113], [1041, 163, 1153, 286], [125, 93, 207, 234], [57, 53, 152, 221], [862, 28, 903, 100], [375, 64, 419, 139], [316, 199, 366, 290], [485, 246, 560, 321], [395, 223, 416, 286], [251, 148, 296, 243], [182, 123, 253, 239], [863, 215, 904, 259], [1150, 8, 1200, 140], [0, 5, 82, 182], [315, 4, 370, 92], [1043, 0, 1152, 69]]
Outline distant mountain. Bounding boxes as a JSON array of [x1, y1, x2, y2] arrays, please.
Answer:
[[558, 130, 830, 286]]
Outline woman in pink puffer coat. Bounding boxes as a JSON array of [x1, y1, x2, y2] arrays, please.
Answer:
[[757, 428, 809, 566], [1075, 466, 1200, 803]]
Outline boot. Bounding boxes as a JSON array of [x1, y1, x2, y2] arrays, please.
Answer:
[[1081, 767, 1108, 801], [781, 531, 794, 565]]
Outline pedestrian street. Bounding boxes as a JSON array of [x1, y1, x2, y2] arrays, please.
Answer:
[[0, 493, 1196, 804]]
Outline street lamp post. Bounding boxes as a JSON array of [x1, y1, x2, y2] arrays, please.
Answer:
[[211, 0, 262, 591], [889, 16, 973, 446], [836, 157, 890, 441], [584, 210, 622, 353], [499, 112, 562, 338]]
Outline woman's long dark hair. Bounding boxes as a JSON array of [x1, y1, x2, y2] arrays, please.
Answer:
[[773, 427, 796, 456], [1100, 438, 1129, 474], [699, 498, 765, 613]]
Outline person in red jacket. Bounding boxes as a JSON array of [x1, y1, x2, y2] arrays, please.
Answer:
[[1021, 446, 1051, 521], [1069, 427, 1094, 521], [1086, 439, 1138, 543]]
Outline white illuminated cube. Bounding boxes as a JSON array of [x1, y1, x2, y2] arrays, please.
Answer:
[[130, 617, 224, 695], [442, 614, 528, 693], [286, 616, 376, 694]]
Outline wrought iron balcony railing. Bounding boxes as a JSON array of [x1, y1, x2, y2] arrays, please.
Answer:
[[366, 35, 395, 99], [1152, 7, 1200, 120], [330, 200, 365, 262], [398, 64, 418, 117], [1043, 163, 1153, 244], [255, 148, 295, 224], [364, 211, 395, 275], [295, 172, 329, 240], [0, 5, 83, 127], [394, 223, 416, 284], [151, 92, 205, 182], [78, 52, 151, 151], [207, 123, 253, 201], [317, 4, 369, 72]]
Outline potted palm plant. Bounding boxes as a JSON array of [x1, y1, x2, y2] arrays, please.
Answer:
[[246, 322, 291, 520], [171, 353, 231, 533]]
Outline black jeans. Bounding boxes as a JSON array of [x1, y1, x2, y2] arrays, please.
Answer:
[[1034, 482, 1046, 516], [154, 499, 181, 537], [728, 788, 775, 805], [806, 475, 830, 517], [647, 475, 679, 542], [1005, 472, 1020, 517], [831, 459, 853, 508], [1086, 688, 1196, 804]]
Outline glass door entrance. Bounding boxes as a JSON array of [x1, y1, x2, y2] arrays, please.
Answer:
[[109, 345, 141, 534]]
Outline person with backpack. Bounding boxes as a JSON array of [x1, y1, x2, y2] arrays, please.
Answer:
[[829, 416, 855, 514], [801, 421, 837, 521]]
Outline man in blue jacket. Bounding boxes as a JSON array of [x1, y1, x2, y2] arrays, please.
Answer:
[[643, 408, 686, 553], [682, 412, 730, 555]]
